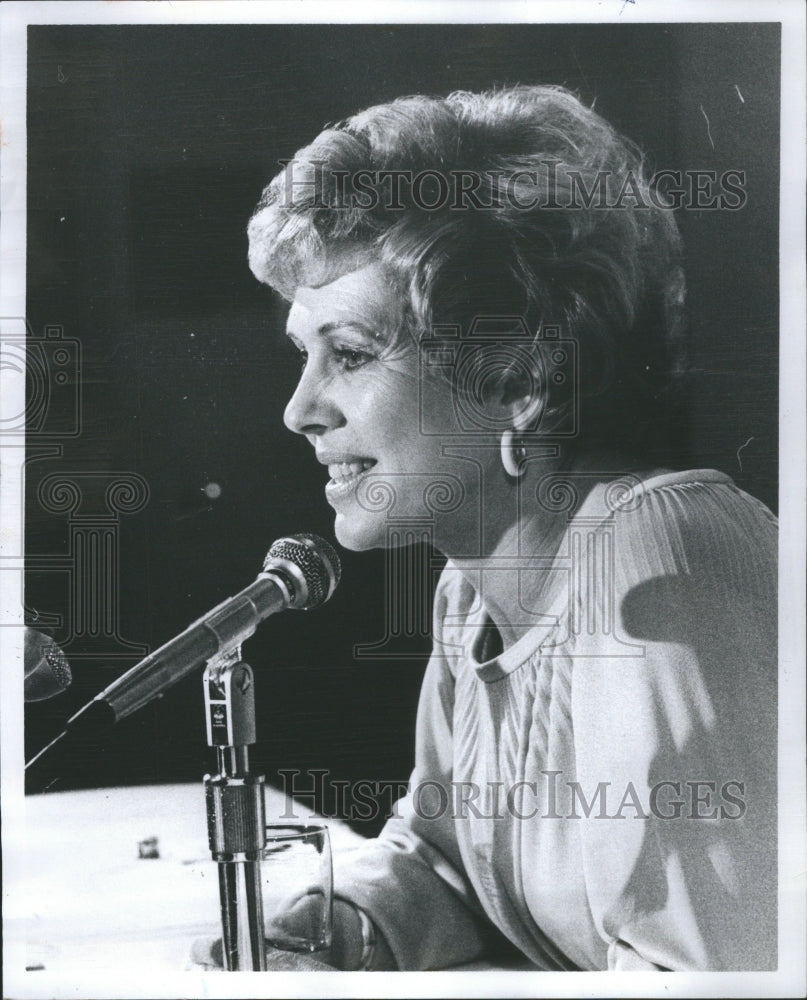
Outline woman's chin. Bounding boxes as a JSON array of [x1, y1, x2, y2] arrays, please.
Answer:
[[332, 512, 383, 552]]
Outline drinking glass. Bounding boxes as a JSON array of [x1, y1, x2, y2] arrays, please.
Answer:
[[261, 824, 332, 958]]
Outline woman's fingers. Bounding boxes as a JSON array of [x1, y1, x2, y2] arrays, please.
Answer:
[[187, 936, 224, 969], [188, 894, 336, 969], [264, 946, 335, 971]]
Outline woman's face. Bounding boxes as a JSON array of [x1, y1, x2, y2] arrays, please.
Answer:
[[283, 263, 486, 552]]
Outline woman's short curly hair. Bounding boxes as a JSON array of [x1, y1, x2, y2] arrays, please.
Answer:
[[248, 85, 687, 461]]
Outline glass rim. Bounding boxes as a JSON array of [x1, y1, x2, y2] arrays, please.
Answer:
[[263, 823, 329, 842]]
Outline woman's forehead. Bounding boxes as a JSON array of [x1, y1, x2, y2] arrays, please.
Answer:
[[287, 263, 404, 338]]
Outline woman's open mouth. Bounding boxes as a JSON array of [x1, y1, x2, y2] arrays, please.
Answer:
[[324, 459, 377, 500]]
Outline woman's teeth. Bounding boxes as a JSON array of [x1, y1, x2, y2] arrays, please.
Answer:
[[328, 460, 375, 482]]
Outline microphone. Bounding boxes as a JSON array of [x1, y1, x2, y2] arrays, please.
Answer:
[[24, 628, 72, 701], [25, 533, 340, 789]]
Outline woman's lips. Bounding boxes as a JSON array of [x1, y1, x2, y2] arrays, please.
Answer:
[[324, 459, 376, 501]]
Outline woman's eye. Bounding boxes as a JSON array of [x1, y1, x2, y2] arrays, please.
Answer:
[[335, 348, 373, 371], [296, 348, 308, 371]]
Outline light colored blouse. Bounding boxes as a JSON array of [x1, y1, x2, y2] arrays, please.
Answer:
[[333, 470, 778, 971]]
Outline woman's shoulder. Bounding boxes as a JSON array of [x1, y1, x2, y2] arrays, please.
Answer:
[[559, 468, 778, 650], [576, 467, 777, 572], [579, 467, 775, 521], [569, 470, 778, 764]]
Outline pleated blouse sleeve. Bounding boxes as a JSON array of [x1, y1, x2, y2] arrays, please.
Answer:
[[570, 477, 778, 970]]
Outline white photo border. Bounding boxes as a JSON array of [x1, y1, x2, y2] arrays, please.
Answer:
[[1, 2, 804, 998]]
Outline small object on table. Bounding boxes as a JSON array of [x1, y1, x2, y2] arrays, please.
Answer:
[[137, 836, 160, 860]]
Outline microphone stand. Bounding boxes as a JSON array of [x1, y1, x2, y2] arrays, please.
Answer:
[[203, 648, 267, 970]]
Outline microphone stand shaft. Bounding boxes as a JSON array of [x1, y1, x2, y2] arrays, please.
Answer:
[[203, 656, 267, 971]]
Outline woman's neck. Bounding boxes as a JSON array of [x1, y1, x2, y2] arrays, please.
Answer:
[[446, 451, 667, 651]]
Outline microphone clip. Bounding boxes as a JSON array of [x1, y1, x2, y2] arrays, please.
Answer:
[[203, 647, 257, 749]]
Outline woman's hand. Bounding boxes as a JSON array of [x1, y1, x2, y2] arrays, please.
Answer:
[[187, 899, 396, 971], [187, 936, 334, 971], [331, 899, 396, 970], [265, 897, 396, 969]]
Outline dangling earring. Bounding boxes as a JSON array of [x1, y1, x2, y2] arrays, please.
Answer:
[[500, 428, 527, 479]]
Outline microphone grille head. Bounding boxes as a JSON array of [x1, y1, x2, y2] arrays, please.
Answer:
[[264, 533, 341, 609], [44, 640, 72, 688], [24, 628, 72, 701]]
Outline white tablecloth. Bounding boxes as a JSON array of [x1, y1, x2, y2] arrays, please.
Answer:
[[14, 782, 365, 975]]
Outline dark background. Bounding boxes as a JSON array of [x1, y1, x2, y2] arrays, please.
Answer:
[[25, 23, 780, 833]]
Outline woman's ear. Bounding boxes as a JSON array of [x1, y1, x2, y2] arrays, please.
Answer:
[[494, 370, 547, 432]]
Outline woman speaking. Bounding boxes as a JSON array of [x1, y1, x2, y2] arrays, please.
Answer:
[[245, 85, 777, 972]]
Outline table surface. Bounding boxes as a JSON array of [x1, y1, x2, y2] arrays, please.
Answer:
[[14, 782, 366, 975]]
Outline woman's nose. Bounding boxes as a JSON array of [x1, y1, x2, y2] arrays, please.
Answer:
[[283, 365, 343, 437]]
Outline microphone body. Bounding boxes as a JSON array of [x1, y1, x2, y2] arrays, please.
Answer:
[[95, 574, 290, 723]]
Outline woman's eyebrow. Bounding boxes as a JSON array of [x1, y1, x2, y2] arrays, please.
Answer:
[[284, 320, 387, 343], [317, 320, 382, 340]]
